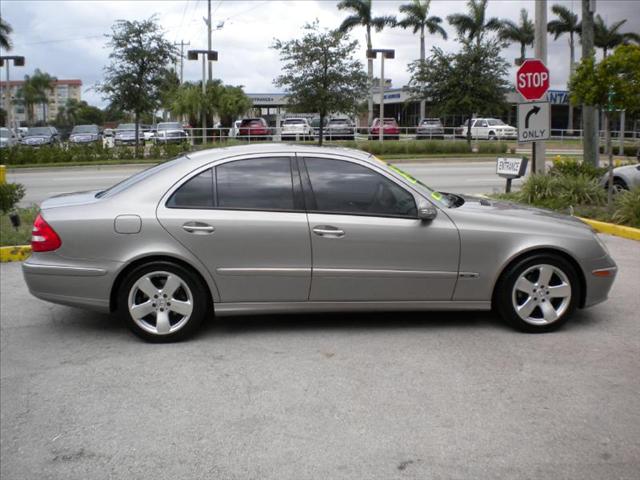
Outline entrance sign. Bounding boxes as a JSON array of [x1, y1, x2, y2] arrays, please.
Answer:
[[497, 157, 528, 179], [517, 102, 551, 143]]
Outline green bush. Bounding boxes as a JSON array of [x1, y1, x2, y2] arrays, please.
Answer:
[[516, 173, 605, 210], [0, 182, 26, 214], [612, 187, 640, 228], [549, 157, 606, 180], [599, 144, 640, 158]]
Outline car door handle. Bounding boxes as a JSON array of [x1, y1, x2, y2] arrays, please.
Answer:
[[182, 222, 215, 234], [313, 226, 345, 238]]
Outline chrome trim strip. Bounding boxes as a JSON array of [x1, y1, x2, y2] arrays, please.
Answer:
[[215, 300, 491, 316], [458, 272, 480, 279], [313, 268, 457, 278], [216, 267, 311, 277], [22, 263, 107, 277]]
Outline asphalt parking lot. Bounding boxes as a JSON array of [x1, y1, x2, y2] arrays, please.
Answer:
[[1, 234, 639, 479]]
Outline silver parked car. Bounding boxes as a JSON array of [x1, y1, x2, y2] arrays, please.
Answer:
[[416, 118, 445, 139], [23, 144, 617, 342], [599, 163, 640, 192]]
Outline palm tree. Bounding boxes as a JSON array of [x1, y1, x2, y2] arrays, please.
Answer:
[[0, 18, 12, 51], [20, 70, 57, 123], [338, 0, 396, 126], [498, 8, 533, 63], [593, 15, 640, 58], [447, 0, 501, 46], [548, 4, 580, 132], [396, 0, 447, 121]]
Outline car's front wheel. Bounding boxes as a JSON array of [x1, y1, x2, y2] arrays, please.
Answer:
[[118, 261, 209, 342], [495, 254, 580, 333]]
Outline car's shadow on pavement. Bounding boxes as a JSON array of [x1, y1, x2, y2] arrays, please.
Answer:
[[200, 309, 511, 337]]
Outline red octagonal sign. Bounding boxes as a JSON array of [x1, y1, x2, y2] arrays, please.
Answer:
[[516, 59, 550, 101]]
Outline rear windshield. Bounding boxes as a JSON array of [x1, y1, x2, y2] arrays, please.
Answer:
[[283, 119, 305, 125], [421, 119, 441, 125], [157, 122, 182, 130], [71, 125, 98, 134], [240, 119, 263, 127], [329, 119, 350, 125], [27, 127, 51, 135], [96, 158, 184, 198]]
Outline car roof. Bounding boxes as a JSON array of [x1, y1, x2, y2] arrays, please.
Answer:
[[185, 143, 374, 165]]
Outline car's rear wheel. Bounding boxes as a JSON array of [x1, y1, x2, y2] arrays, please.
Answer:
[[495, 254, 580, 333], [118, 261, 209, 342]]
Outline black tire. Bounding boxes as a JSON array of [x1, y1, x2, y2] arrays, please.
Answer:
[[613, 177, 628, 192], [488, 132, 497, 141], [494, 253, 580, 333], [117, 261, 210, 342]]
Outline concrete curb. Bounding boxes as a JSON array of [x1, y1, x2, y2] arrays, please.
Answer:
[[0, 245, 31, 263], [579, 218, 640, 241]]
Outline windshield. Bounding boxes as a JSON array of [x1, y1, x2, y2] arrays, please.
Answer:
[[0, 129, 9, 138], [27, 127, 51, 136], [487, 119, 505, 126], [372, 156, 454, 208], [283, 119, 305, 125], [117, 123, 136, 131], [71, 125, 98, 134], [96, 157, 185, 198], [157, 122, 182, 130], [421, 119, 441, 125], [329, 119, 349, 125]]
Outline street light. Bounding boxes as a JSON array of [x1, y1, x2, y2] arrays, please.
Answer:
[[367, 49, 395, 142], [187, 49, 218, 144], [0, 55, 26, 130]]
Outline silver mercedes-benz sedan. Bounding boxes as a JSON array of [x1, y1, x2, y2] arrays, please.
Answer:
[[23, 144, 617, 341]]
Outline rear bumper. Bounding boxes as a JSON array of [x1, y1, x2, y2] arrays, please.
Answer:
[[22, 255, 121, 313]]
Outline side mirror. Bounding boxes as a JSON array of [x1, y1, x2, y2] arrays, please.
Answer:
[[417, 205, 438, 221]]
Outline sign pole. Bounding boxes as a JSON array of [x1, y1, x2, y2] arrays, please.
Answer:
[[533, 0, 547, 174]]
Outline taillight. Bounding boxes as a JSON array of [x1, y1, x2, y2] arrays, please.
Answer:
[[31, 214, 62, 252]]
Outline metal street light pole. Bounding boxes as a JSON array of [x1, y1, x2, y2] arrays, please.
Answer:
[[188, 49, 218, 145], [533, 0, 547, 174], [367, 49, 395, 143], [0, 55, 26, 130], [581, 0, 598, 167]]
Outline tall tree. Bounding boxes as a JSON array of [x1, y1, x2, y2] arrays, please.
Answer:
[[0, 17, 13, 51], [273, 22, 368, 145], [592, 15, 640, 58], [98, 17, 177, 156], [217, 85, 252, 131], [498, 8, 534, 62], [447, 0, 501, 46], [548, 4, 581, 132], [14, 69, 56, 125], [337, 0, 395, 126], [29, 69, 57, 121], [396, 0, 447, 121], [408, 38, 509, 146], [570, 45, 640, 205]]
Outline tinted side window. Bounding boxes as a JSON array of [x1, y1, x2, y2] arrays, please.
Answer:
[[305, 158, 417, 217], [216, 157, 294, 210], [167, 168, 214, 208]]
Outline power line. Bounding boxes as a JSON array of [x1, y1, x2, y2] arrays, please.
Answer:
[[22, 34, 105, 46]]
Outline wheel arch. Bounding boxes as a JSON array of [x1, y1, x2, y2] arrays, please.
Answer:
[[491, 247, 587, 309], [110, 255, 214, 313]]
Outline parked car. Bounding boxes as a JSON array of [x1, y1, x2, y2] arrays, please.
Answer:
[[0, 127, 18, 148], [280, 117, 313, 140], [20, 126, 61, 147], [416, 118, 445, 139], [22, 144, 617, 342], [228, 120, 242, 138], [455, 118, 517, 140], [599, 163, 640, 192], [369, 117, 400, 140], [237, 118, 271, 140], [142, 126, 156, 142], [310, 116, 329, 138], [114, 124, 141, 146], [103, 128, 114, 138], [325, 118, 356, 140], [155, 122, 189, 144], [69, 124, 102, 145]]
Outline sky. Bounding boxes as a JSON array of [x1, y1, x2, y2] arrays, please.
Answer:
[[2, 0, 639, 108]]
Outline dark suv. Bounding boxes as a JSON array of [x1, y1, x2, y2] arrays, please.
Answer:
[[20, 126, 61, 147]]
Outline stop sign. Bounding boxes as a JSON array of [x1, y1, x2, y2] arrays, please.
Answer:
[[516, 59, 550, 101]]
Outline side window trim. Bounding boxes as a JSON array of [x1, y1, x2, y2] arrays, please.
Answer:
[[300, 156, 419, 219]]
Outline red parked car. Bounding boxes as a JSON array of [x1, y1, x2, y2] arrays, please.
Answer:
[[369, 117, 400, 140], [238, 118, 271, 140]]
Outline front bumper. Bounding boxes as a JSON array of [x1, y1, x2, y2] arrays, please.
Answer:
[[581, 254, 618, 308]]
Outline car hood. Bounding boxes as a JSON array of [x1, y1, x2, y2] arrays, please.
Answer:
[[41, 190, 102, 209], [23, 135, 50, 141], [455, 195, 591, 231]]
